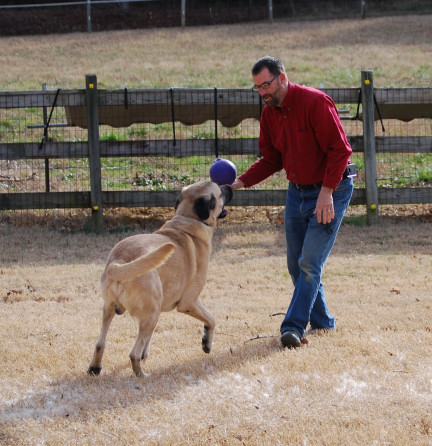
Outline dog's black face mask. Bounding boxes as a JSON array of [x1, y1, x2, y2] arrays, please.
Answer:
[[193, 194, 216, 221], [217, 184, 233, 219], [192, 185, 233, 222]]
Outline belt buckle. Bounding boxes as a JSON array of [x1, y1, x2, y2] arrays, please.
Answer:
[[293, 182, 321, 191], [292, 183, 305, 191]]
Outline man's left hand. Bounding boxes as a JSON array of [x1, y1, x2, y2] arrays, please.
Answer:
[[314, 186, 334, 224]]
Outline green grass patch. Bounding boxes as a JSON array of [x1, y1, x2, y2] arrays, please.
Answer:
[[100, 131, 121, 142], [344, 214, 368, 226]]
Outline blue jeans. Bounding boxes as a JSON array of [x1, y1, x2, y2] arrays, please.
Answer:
[[280, 178, 353, 338]]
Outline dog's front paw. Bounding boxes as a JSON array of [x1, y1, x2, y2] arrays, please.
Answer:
[[88, 366, 102, 376], [202, 325, 213, 353], [202, 340, 211, 354]]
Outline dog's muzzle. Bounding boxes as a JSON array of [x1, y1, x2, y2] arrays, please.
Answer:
[[218, 208, 229, 219], [218, 184, 233, 219]]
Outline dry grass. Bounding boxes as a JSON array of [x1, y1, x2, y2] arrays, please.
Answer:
[[1, 214, 432, 445], [0, 14, 431, 90]]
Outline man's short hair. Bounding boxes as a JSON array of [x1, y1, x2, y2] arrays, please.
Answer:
[[252, 56, 286, 76]]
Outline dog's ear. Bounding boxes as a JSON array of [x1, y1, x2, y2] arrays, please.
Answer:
[[193, 194, 216, 221], [175, 191, 183, 210]]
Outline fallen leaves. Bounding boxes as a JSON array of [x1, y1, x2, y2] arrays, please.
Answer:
[[2, 285, 70, 303], [265, 209, 284, 225], [3, 286, 33, 302]]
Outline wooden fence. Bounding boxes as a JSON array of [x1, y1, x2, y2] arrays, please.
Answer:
[[1, 71, 431, 231]]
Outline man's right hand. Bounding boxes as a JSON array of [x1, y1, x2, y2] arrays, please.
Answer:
[[231, 179, 244, 190]]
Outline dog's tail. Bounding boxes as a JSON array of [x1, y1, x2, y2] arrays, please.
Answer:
[[106, 242, 176, 282]]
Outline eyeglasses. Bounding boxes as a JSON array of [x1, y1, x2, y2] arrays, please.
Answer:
[[252, 75, 278, 92]]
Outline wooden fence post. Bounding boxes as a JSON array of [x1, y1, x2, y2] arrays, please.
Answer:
[[361, 70, 379, 225], [86, 74, 104, 233]]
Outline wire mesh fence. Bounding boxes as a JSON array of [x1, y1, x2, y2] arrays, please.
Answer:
[[0, 91, 88, 194], [376, 119, 431, 188], [0, 81, 431, 229]]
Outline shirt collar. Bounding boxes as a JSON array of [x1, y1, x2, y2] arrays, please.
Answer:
[[280, 81, 294, 111], [269, 81, 294, 114]]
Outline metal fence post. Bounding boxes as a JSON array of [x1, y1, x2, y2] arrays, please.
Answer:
[[86, 74, 104, 233], [181, 0, 186, 27], [42, 83, 50, 193], [268, 0, 273, 23], [214, 86, 219, 159], [87, 0, 92, 32], [360, 0, 366, 19], [361, 70, 379, 225]]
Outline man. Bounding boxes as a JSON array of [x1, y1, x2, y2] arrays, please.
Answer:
[[232, 56, 354, 348]]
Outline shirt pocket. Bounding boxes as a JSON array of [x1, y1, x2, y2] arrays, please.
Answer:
[[291, 127, 318, 150]]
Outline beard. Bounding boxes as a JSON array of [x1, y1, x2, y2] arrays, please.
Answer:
[[258, 77, 287, 107], [262, 94, 280, 108]]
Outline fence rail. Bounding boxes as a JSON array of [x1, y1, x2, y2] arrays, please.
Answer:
[[1, 71, 431, 231]]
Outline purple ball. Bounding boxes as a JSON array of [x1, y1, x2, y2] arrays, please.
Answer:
[[209, 158, 237, 185]]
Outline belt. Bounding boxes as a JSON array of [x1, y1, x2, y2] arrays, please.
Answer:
[[292, 165, 354, 191], [292, 182, 322, 191]]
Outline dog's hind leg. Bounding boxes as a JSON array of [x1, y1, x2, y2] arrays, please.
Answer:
[[141, 336, 152, 361], [129, 313, 159, 378], [88, 303, 115, 375], [177, 300, 215, 354]]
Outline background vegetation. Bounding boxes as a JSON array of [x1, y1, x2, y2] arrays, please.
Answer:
[[0, 14, 431, 90]]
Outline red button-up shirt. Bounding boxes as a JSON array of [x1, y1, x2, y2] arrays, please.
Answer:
[[238, 82, 352, 191]]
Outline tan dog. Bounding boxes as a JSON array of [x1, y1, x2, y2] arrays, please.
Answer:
[[88, 181, 233, 378]]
